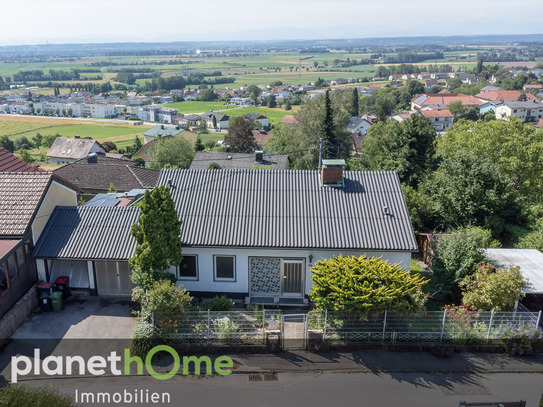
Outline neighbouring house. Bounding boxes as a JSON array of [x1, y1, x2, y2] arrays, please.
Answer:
[[0, 172, 78, 319], [523, 84, 543, 92], [133, 139, 156, 166], [189, 151, 289, 170], [53, 154, 159, 201], [347, 116, 372, 135], [418, 109, 454, 132], [245, 113, 269, 130], [280, 115, 298, 126], [479, 101, 497, 116], [32, 164, 418, 302], [483, 249, 543, 311], [252, 131, 273, 148], [202, 111, 230, 130], [411, 93, 483, 111], [476, 90, 538, 103], [392, 113, 413, 122], [0, 147, 43, 172], [230, 97, 253, 106], [46, 136, 106, 165], [495, 99, 543, 122], [143, 124, 184, 144]]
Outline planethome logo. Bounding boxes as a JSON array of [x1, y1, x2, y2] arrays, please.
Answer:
[[11, 345, 233, 383]]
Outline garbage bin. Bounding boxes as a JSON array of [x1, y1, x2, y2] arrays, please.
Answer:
[[37, 281, 53, 297], [49, 291, 62, 313], [37, 282, 53, 312], [40, 294, 52, 312], [54, 276, 70, 300]]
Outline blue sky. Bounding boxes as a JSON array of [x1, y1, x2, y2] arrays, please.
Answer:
[[1, 0, 542, 45]]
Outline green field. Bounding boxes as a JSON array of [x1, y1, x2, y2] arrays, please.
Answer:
[[0, 117, 151, 152], [225, 107, 291, 125], [164, 101, 234, 113]]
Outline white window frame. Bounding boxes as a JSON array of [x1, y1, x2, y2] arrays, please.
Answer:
[[213, 255, 236, 282], [178, 255, 198, 281]]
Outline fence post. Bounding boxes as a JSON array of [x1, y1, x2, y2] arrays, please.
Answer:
[[536, 310, 542, 328], [262, 308, 266, 343], [323, 310, 328, 341], [382, 310, 387, 341], [207, 309, 211, 340], [486, 310, 494, 343], [440, 309, 447, 342]]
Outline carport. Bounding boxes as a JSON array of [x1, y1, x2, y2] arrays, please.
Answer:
[[32, 206, 140, 297]]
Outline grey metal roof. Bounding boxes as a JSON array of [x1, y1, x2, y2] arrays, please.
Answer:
[[32, 206, 140, 260], [483, 249, 543, 294], [159, 169, 417, 251]]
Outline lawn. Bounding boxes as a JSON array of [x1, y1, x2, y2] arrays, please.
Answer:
[[225, 107, 291, 125], [164, 101, 234, 113]]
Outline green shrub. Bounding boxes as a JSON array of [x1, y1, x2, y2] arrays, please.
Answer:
[[206, 295, 235, 311], [212, 316, 239, 343], [309, 255, 428, 317], [131, 320, 165, 359], [0, 385, 76, 407], [140, 280, 192, 323]]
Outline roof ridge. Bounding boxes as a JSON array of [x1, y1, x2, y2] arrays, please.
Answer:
[[126, 165, 144, 188]]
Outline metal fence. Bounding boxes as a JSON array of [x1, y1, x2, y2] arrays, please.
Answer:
[[153, 310, 282, 347], [307, 309, 542, 345], [152, 309, 541, 349]]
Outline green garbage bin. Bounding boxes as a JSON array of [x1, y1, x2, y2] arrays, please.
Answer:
[[49, 291, 62, 312]]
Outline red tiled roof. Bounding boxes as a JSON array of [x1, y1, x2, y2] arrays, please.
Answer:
[[420, 109, 453, 118], [0, 239, 20, 259], [476, 90, 537, 102], [537, 119, 543, 129], [413, 93, 483, 107], [252, 131, 273, 147], [280, 115, 298, 124], [0, 147, 43, 172], [0, 172, 53, 236]]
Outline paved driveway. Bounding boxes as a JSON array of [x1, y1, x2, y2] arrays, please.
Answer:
[[11, 296, 137, 339], [0, 296, 137, 384]]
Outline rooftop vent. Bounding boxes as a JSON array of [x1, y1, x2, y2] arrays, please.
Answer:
[[87, 153, 98, 164], [320, 159, 345, 188], [167, 178, 173, 188]]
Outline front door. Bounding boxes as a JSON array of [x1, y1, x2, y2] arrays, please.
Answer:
[[281, 259, 304, 297]]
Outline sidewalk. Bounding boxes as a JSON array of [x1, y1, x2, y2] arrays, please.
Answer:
[[229, 351, 543, 374]]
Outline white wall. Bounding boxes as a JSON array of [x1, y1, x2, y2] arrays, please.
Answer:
[[172, 247, 412, 296]]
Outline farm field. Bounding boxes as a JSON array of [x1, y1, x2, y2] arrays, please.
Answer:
[[0, 116, 150, 150]]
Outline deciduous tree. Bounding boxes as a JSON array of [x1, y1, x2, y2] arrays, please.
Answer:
[[224, 116, 257, 153]]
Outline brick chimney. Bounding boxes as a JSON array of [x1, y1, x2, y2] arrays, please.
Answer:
[[321, 159, 345, 187]]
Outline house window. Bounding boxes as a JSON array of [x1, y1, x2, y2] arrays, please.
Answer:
[[214, 255, 236, 281], [178, 255, 198, 280], [513, 109, 517, 113]]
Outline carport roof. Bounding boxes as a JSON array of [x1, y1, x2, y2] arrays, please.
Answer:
[[32, 206, 140, 260], [483, 248, 543, 294]]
